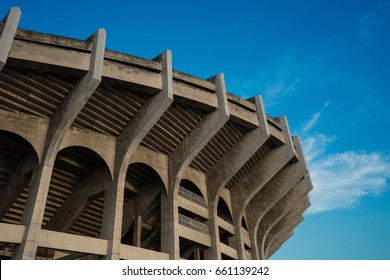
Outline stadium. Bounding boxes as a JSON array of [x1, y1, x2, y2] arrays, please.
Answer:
[[0, 7, 312, 260]]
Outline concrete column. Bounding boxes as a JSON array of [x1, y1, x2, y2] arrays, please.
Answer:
[[0, 7, 21, 71], [267, 231, 294, 259], [204, 96, 270, 260], [264, 199, 309, 259], [101, 51, 173, 260], [12, 29, 106, 259], [133, 215, 142, 247], [194, 247, 201, 260], [162, 73, 229, 259], [244, 136, 308, 260], [258, 176, 312, 259], [229, 116, 295, 259], [0, 152, 37, 219]]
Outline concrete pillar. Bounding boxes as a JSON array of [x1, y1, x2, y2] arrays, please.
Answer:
[[12, 29, 106, 259], [267, 231, 294, 259], [101, 51, 173, 260], [194, 247, 201, 260], [0, 152, 37, 219], [229, 116, 295, 259], [0, 7, 21, 71], [244, 136, 308, 260], [162, 73, 229, 259], [258, 177, 312, 259], [263, 197, 310, 259], [133, 215, 142, 247], [205, 96, 270, 260]]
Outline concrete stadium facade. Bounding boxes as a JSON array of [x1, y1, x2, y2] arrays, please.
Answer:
[[0, 8, 312, 260]]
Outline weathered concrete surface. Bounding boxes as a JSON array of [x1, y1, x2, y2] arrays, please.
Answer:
[[0, 7, 312, 260]]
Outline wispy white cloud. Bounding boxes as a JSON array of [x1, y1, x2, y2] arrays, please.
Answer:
[[300, 102, 390, 214], [263, 76, 299, 107], [307, 150, 390, 214], [301, 101, 330, 134], [357, 2, 389, 39]]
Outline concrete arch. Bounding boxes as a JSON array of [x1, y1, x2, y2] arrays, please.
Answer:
[[121, 161, 167, 253], [219, 189, 233, 221], [42, 145, 113, 235], [129, 146, 168, 192], [181, 168, 208, 204], [0, 130, 40, 224], [179, 178, 208, 208], [60, 128, 116, 179], [0, 111, 48, 162], [0, 129, 40, 163], [126, 161, 167, 196], [217, 195, 233, 224], [57, 144, 113, 180]]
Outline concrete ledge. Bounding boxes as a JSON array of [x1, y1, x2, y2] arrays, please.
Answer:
[[178, 225, 211, 247], [38, 230, 108, 256], [0, 223, 25, 243], [119, 244, 169, 260], [178, 196, 209, 219], [220, 243, 238, 259]]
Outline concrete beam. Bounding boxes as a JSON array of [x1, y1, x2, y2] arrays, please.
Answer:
[[12, 29, 106, 259], [263, 197, 310, 258], [207, 96, 269, 199], [0, 223, 25, 244], [0, 7, 21, 71], [162, 73, 229, 260], [244, 136, 308, 259], [114, 50, 173, 179], [0, 109, 49, 161], [267, 231, 294, 259], [0, 152, 37, 219], [38, 229, 108, 256], [258, 176, 312, 259], [229, 117, 296, 259], [205, 96, 270, 260], [244, 165, 306, 260], [101, 51, 173, 260], [44, 29, 106, 157]]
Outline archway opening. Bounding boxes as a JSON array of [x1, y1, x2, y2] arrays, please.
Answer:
[[0, 130, 39, 259], [43, 146, 110, 237], [121, 163, 165, 253]]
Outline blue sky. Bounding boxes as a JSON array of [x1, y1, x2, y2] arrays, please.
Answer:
[[2, 0, 389, 259]]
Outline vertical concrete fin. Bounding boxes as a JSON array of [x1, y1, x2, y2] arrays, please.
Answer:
[[116, 50, 173, 171], [86, 28, 106, 83], [208, 73, 230, 116], [162, 72, 230, 260], [45, 28, 106, 156], [103, 50, 173, 260], [12, 28, 106, 260], [0, 7, 21, 71], [278, 116, 296, 157], [258, 176, 312, 259], [159, 50, 174, 100], [254, 95, 269, 136], [170, 72, 230, 183], [292, 135, 309, 171], [263, 199, 308, 259], [207, 95, 270, 196]]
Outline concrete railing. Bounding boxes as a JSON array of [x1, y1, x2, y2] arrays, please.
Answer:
[[178, 187, 207, 208], [178, 213, 209, 234]]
